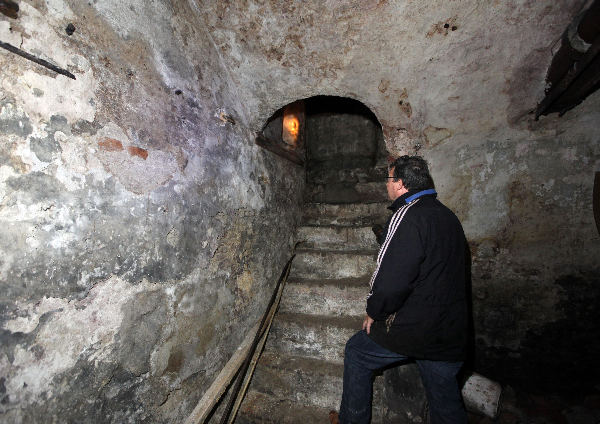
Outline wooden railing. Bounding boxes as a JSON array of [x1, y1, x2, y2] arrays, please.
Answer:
[[184, 255, 295, 424]]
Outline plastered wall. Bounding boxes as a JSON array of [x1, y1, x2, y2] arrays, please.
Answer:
[[0, 1, 303, 422], [1, 1, 599, 422]]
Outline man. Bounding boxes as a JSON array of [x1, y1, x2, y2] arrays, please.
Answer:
[[330, 155, 469, 424]]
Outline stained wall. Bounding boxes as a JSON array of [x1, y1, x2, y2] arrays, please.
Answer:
[[0, 1, 303, 422], [1, 0, 599, 422]]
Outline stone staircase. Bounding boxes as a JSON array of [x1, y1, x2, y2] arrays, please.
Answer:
[[236, 175, 394, 423]]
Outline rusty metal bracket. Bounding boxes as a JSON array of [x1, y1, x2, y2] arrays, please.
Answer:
[[0, 41, 76, 80]]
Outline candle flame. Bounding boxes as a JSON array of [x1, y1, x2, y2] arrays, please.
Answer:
[[284, 116, 299, 138], [282, 101, 304, 147]]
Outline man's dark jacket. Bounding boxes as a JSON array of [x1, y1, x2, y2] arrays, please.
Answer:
[[367, 190, 468, 362]]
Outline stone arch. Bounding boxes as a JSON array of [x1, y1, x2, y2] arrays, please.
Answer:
[[257, 95, 389, 203], [257, 95, 388, 203]]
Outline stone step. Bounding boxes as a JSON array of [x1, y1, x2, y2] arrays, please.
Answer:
[[296, 225, 380, 251], [248, 352, 344, 411], [289, 249, 376, 280], [301, 202, 390, 227], [305, 181, 388, 204], [279, 277, 369, 317], [235, 390, 331, 424], [264, 313, 362, 363], [246, 352, 387, 414], [236, 390, 391, 424]]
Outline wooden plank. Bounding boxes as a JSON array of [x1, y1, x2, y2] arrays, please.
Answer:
[[185, 257, 294, 424], [184, 321, 261, 424], [226, 263, 292, 423], [226, 321, 270, 424]]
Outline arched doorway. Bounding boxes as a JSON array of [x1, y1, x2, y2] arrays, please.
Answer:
[[257, 95, 388, 204]]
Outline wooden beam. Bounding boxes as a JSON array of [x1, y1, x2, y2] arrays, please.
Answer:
[[0, 41, 76, 80], [185, 256, 295, 424], [535, 32, 600, 119], [226, 265, 290, 424], [217, 256, 295, 424], [183, 321, 261, 424]]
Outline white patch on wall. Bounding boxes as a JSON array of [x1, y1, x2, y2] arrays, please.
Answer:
[[98, 148, 179, 194], [45, 0, 75, 19], [0, 276, 157, 406], [462, 166, 511, 240], [14, 138, 46, 173], [0, 20, 19, 44], [48, 229, 77, 250], [55, 130, 107, 190], [25, 232, 41, 249], [478, 152, 495, 182], [0, 165, 18, 203], [53, 165, 80, 191], [0, 198, 51, 223], [182, 153, 207, 183], [214, 153, 265, 209], [152, 49, 189, 95], [166, 226, 180, 247], [542, 179, 555, 192], [92, 0, 171, 40], [386, 127, 414, 156], [93, 124, 179, 194], [2, 297, 68, 334]]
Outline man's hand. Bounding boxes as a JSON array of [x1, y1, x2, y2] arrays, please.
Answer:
[[362, 314, 374, 334], [371, 224, 385, 245]]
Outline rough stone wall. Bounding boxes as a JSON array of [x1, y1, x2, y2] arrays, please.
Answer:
[[303, 111, 388, 204], [429, 97, 600, 393], [197, 0, 600, 393], [1, 3, 598, 423], [0, 1, 303, 423], [306, 112, 386, 174]]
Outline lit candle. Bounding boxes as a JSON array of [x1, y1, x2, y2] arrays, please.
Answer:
[[282, 101, 304, 147]]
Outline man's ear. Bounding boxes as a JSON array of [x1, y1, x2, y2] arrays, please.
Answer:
[[395, 178, 405, 192]]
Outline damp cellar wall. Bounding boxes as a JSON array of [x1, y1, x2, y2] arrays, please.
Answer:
[[1, 0, 600, 423], [0, 2, 304, 423], [205, 0, 600, 405]]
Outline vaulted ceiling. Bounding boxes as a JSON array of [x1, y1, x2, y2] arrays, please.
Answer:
[[192, 0, 596, 154]]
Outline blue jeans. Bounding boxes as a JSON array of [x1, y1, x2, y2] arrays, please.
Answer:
[[339, 331, 467, 424]]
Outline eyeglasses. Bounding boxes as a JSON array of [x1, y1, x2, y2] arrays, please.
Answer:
[[385, 177, 397, 180]]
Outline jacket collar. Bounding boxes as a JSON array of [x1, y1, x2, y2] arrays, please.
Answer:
[[388, 189, 437, 212]]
